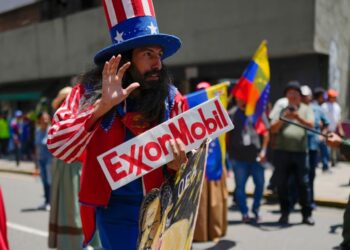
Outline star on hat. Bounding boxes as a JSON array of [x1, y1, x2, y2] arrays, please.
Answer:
[[114, 31, 124, 43], [148, 22, 158, 34]]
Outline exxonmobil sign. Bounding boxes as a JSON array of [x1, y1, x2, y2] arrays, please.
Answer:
[[97, 97, 234, 190]]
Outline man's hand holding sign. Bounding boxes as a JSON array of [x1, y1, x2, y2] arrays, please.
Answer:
[[167, 138, 188, 171]]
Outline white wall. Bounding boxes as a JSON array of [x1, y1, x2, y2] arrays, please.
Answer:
[[314, 0, 350, 118]]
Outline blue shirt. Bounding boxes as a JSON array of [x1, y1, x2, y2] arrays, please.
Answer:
[[307, 102, 330, 150], [35, 128, 52, 161]]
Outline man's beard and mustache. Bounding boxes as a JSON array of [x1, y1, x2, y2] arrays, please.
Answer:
[[123, 65, 169, 123]]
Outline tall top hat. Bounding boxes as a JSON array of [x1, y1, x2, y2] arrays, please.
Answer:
[[94, 0, 181, 64]]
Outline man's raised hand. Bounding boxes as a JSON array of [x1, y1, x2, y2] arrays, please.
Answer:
[[97, 55, 139, 115]]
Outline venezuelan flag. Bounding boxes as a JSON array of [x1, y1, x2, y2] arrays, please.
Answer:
[[184, 82, 228, 180], [232, 40, 270, 124]]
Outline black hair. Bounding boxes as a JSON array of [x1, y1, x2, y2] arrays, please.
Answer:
[[284, 80, 301, 96], [313, 87, 325, 100], [78, 51, 132, 110]]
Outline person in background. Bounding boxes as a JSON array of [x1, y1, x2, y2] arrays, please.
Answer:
[[10, 110, 23, 166], [35, 112, 53, 211], [313, 87, 330, 172], [268, 97, 288, 121], [0, 111, 10, 158], [193, 81, 228, 241], [195, 81, 211, 90], [270, 81, 315, 225], [228, 96, 269, 223], [327, 133, 350, 250], [20, 114, 32, 161], [26, 112, 37, 162], [266, 96, 288, 193], [300, 85, 329, 208], [322, 89, 344, 166], [49, 86, 101, 250]]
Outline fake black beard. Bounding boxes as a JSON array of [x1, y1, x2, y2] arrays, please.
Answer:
[[124, 67, 169, 123]]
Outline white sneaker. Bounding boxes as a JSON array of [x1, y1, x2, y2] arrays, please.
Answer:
[[85, 246, 94, 250], [38, 203, 50, 211]]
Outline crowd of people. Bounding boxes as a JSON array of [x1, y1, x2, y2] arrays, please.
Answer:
[[1, 79, 348, 249], [227, 81, 350, 250], [227, 80, 346, 226], [0, 110, 36, 165], [1, 80, 348, 250]]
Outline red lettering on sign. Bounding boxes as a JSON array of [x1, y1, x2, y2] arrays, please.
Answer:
[[157, 133, 172, 155], [198, 107, 218, 134], [213, 111, 223, 129], [168, 117, 194, 145], [102, 151, 127, 182], [119, 144, 153, 176], [145, 141, 162, 161], [191, 122, 206, 140]]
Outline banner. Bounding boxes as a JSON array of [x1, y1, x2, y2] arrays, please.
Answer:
[[97, 97, 234, 190], [137, 139, 209, 250]]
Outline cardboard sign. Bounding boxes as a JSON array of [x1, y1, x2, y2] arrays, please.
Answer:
[[97, 97, 234, 190], [137, 139, 209, 250]]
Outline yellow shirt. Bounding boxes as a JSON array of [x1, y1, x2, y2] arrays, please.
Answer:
[[0, 118, 10, 139]]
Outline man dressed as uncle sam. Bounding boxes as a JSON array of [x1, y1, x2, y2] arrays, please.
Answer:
[[46, 0, 189, 249]]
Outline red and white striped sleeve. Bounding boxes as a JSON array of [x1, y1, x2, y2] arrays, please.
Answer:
[[170, 91, 189, 118], [47, 84, 97, 163]]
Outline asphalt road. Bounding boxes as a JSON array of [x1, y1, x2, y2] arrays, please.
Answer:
[[1, 172, 50, 250], [0, 172, 346, 250]]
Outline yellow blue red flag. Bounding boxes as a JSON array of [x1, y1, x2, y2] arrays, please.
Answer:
[[231, 40, 270, 124], [184, 82, 228, 180]]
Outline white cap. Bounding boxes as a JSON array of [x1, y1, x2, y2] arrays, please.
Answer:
[[301, 85, 312, 96]]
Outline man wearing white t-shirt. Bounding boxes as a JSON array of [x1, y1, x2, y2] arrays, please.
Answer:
[[322, 89, 345, 166]]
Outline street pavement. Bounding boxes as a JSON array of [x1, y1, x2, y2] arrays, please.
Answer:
[[1, 172, 345, 250], [192, 200, 344, 250], [226, 161, 350, 208], [1, 157, 349, 207]]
